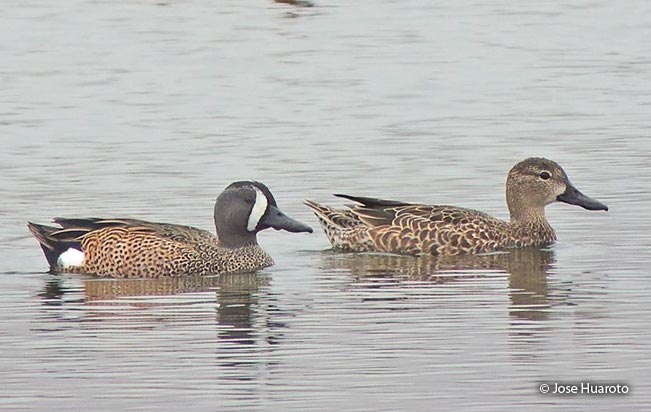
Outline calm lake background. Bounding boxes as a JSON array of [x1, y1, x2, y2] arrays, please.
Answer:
[[2, 0, 650, 411]]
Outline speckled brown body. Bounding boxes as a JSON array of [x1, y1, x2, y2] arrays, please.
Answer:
[[30, 219, 274, 278], [305, 201, 556, 256], [306, 158, 607, 257]]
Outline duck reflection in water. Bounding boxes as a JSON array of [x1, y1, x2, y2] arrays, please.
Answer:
[[39, 273, 282, 382], [38, 273, 279, 344], [319, 247, 558, 323]]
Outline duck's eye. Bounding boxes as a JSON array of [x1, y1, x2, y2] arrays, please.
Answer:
[[244, 197, 255, 205], [539, 171, 551, 180]]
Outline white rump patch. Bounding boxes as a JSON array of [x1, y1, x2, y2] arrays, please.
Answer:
[[247, 187, 269, 232], [57, 248, 84, 268]]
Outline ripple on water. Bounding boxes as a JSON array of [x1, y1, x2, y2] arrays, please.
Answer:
[[2, 0, 651, 410]]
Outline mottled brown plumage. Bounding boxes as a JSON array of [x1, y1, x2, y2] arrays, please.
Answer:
[[305, 158, 608, 256], [28, 181, 312, 278]]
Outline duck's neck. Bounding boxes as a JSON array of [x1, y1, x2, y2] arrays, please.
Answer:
[[216, 228, 259, 249], [509, 205, 545, 224], [508, 208, 556, 245]]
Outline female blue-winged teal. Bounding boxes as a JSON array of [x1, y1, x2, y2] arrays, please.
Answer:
[[28, 181, 312, 278], [305, 158, 608, 256]]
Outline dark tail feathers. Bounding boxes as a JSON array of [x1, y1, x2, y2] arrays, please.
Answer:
[[27, 222, 83, 268], [333, 194, 410, 208]]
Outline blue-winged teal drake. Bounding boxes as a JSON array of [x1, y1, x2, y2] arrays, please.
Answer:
[[28, 181, 312, 278], [305, 158, 608, 256]]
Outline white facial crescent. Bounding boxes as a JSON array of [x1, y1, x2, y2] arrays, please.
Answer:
[[247, 187, 268, 232]]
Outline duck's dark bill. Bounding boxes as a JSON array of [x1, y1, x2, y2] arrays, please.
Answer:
[[557, 184, 608, 211], [260, 205, 313, 233]]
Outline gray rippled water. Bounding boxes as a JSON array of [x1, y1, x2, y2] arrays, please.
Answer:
[[1, 0, 650, 411]]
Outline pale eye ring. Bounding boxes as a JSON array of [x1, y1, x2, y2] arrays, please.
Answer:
[[539, 171, 551, 180]]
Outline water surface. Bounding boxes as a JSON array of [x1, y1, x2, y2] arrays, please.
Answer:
[[1, 0, 650, 410]]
